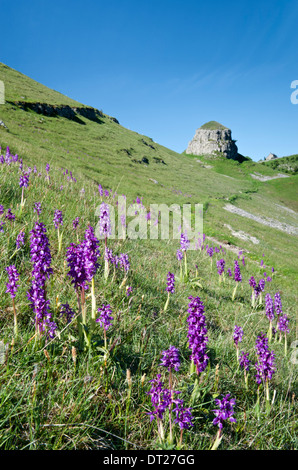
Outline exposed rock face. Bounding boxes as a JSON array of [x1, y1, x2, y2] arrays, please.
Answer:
[[265, 153, 278, 161], [186, 121, 238, 160], [12, 101, 119, 124]]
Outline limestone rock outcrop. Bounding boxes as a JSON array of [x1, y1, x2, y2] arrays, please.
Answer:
[[186, 121, 238, 160], [265, 153, 278, 161]]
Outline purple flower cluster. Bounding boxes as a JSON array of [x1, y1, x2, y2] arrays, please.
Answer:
[[6, 265, 20, 299], [34, 202, 42, 216], [212, 394, 236, 430], [118, 253, 130, 273], [99, 202, 112, 238], [96, 304, 113, 331], [250, 277, 265, 298], [265, 293, 275, 322], [19, 172, 29, 188], [160, 346, 180, 372], [60, 303, 75, 324], [66, 225, 100, 290], [176, 249, 183, 261], [27, 222, 56, 337], [239, 351, 250, 372], [72, 217, 79, 230], [234, 260, 242, 282], [173, 399, 194, 430], [166, 272, 175, 294], [207, 246, 214, 258], [255, 333, 276, 385], [83, 225, 100, 282], [16, 231, 25, 249], [233, 325, 243, 347], [146, 374, 173, 422], [126, 286, 133, 297], [274, 292, 282, 315], [187, 296, 209, 374], [5, 208, 15, 221], [53, 210, 63, 229], [217, 259, 225, 276], [180, 233, 190, 252], [277, 314, 290, 334]]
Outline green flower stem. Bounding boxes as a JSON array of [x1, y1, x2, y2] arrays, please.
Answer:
[[12, 298, 18, 339]]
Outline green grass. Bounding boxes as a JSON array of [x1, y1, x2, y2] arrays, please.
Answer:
[[200, 121, 229, 130], [262, 154, 298, 175], [0, 63, 297, 450]]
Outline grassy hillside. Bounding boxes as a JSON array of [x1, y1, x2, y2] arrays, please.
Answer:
[[200, 121, 229, 130], [262, 154, 298, 175], [0, 63, 297, 451]]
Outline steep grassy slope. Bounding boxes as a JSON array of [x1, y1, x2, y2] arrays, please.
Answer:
[[0, 62, 297, 285]]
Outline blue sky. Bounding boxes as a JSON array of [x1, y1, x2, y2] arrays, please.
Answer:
[[1, 0, 298, 160]]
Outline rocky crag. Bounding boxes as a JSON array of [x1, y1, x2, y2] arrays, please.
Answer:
[[186, 121, 239, 160]]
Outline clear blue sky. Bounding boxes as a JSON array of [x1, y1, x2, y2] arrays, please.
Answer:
[[2, 0, 298, 161]]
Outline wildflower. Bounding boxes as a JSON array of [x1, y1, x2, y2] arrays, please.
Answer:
[[277, 314, 289, 335], [176, 249, 183, 261], [53, 210, 63, 229], [180, 232, 189, 252], [164, 271, 175, 311], [265, 293, 275, 341], [166, 272, 175, 294], [5, 208, 15, 221], [0, 204, 4, 216], [16, 231, 25, 249], [6, 265, 20, 299], [233, 325, 243, 347], [34, 202, 42, 216], [96, 304, 113, 347], [0, 221, 5, 232], [72, 217, 79, 230], [277, 314, 290, 355], [27, 222, 55, 337], [160, 346, 180, 372], [249, 276, 256, 289], [146, 374, 172, 424], [66, 242, 88, 290], [60, 303, 75, 324], [99, 202, 112, 238], [274, 292, 283, 316], [98, 184, 103, 197], [173, 399, 194, 430], [217, 259, 225, 276], [233, 325, 243, 360], [187, 296, 209, 374], [234, 260, 242, 282], [212, 394, 236, 431], [82, 225, 100, 282], [118, 253, 130, 274], [19, 172, 29, 188], [255, 333, 276, 400], [239, 351, 250, 372], [126, 286, 133, 297]]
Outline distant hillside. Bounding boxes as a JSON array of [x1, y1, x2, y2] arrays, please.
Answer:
[[262, 154, 298, 175]]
